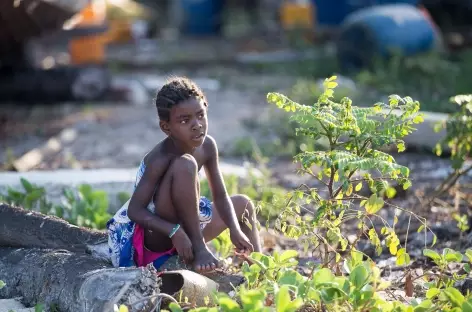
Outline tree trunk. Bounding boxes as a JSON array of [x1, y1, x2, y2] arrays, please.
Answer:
[[0, 203, 108, 256], [0, 248, 160, 312]]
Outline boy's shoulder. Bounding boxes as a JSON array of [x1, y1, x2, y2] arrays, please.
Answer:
[[203, 135, 218, 153], [144, 144, 173, 170]]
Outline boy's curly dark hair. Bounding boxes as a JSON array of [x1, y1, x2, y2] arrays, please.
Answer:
[[155, 77, 208, 121]]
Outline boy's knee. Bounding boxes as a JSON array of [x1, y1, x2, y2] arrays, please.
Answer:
[[171, 154, 198, 176], [232, 194, 254, 215]]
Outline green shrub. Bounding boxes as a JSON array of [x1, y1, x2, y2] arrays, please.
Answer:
[[0, 178, 112, 230]]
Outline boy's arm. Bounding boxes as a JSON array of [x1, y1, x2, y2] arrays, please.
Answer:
[[203, 136, 241, 231]]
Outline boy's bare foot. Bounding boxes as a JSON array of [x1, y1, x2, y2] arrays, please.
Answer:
[[193, 246, 220, 273]]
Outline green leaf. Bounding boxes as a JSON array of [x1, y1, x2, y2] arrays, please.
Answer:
[[413, 299, 433, 312], [351, 250, 364, 264], [368, 229, 382, 256], [218, 297, 240, 312], [248, 252, 271, 270], [426, 288, 440, 299], [386, 187, 397, 199], [365, 194, 384, 214], [20, 178, 33, 192], [443, 287, 465, 307], [280, 250, 298, 263], [349, 265, 369, 289], [462, 298, 472, 312], [443, 248, 463, 263], [465, 249, 472, 263], [413, 115, 424, 124], [276, 285, 291, 312], [285, 298, 304, 312], [355, 182, 363, 192], [313, 268, 335, 285], [278, 270, 306, 291], [423, 249, 441, 262], [402, 180, 412, 190], [168, 302, 184, 312], [325, 81, 338, 89], [25, 189, 44, 203], [396, 248, 411, 266], [0, 280, 5, 289], [320, 287, 345, 303], [240, 288, 266, 310], [397, 142, 406, 152], [78, 184, 93, 199]]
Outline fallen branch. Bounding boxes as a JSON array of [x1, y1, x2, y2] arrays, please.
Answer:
[[0, 203, 108, 258], [0, 248, 160, 312]]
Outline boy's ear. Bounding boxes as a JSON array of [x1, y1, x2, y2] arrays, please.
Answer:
[[159, 120, 171, 135]]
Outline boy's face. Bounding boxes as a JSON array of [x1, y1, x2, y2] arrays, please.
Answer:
[[160, 97, 208, 147]]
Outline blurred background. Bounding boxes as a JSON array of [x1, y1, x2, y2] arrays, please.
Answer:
[[0, 0, 471, 171]]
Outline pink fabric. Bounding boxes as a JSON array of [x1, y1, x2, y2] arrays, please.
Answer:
[[132, 223, 175, 267]]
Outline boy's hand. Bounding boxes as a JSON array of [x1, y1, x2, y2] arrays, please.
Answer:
[[171, 228, 194, 264], [230, 228, 253, 253]]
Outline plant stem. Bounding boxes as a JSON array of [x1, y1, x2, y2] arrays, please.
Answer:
[[328, 166, 336, 198]]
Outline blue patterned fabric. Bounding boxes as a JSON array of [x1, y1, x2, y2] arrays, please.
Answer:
[[106, 158, 213, 268]]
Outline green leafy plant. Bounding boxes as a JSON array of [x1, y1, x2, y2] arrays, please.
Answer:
[[410, 248, 472, 311], [0, 178, 52, 215], [0, 178, 113, 230], [431, 94, 472, 201], [423, 248, 472, 288], [59, 184, 111, 229], [265, 76, 430, 268], [453, 213, 470, 235], [159, 249, 472, 312]]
